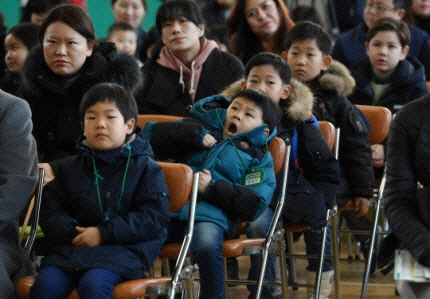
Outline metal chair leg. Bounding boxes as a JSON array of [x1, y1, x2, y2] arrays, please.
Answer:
[[314, 209, 331, 299], [330, 206, 341, 299]]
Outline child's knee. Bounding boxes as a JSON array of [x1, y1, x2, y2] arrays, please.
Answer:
[[78, 268, 121, 299]]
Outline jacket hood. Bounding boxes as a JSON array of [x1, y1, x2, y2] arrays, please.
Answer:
[[21, 42, 142, 94], [77, 129, 154, 164], [221, 77, 314, 122], [189, 94, 276, 147], [319, 60, 356, 97]]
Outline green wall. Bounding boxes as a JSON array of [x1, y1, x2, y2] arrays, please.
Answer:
[[0, 0, 161, 38]]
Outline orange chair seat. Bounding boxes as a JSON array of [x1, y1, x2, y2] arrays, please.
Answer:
[[16, 275, 172, 299]]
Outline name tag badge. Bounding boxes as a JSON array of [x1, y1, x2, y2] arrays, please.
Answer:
[[243, 168, 265, 187]]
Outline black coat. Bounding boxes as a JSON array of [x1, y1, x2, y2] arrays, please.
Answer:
[[311, 61, 374, 203], [19, 42, 142, 162], [136, 47, 244, 116], [39, 131, 170, 279], [384, 95, 430, 267], [350, 57, 429, 115]]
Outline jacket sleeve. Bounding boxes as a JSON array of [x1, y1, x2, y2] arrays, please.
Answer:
[[98, 158, 170, 244], [0, 96, 38, 233], [384, 103, 430, 266], [334, 98, 375, 199], [299, 121, 340, 208], [143, 119, 209, 160], [39, 175, 80, 245], [204, 153, 276, 221]]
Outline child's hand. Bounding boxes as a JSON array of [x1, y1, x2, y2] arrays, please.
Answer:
[[371, 144, 385, 168], [202, 134, 217, 148], [353, 197, 370, 217], [198, 169, 212, 194], [38, 163, 55, 185], [72, 226, 101, 247]]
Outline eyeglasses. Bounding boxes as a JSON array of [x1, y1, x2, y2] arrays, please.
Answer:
[[365, 2, 396, 12]]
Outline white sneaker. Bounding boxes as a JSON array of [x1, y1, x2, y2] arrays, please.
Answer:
[[306, 270, 334, 299]]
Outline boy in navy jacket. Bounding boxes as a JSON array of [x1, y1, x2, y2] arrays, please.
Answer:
[[30, 83, 170, 299]]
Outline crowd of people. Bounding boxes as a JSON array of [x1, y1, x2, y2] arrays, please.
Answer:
[[1, 0, 430, 299]]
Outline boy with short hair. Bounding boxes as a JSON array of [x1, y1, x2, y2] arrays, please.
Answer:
[[350, 17, 428, 169], [107, 22, 138, 57], [227, 52, 340, 299], [144, 89, 280, 299], [30, 83, 170, 299], [282, 21, 374, 298]]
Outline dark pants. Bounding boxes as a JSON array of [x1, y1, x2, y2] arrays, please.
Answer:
[[30, 266, 122, 299]]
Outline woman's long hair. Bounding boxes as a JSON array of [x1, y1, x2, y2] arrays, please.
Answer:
[[227, 0, 294, 64]]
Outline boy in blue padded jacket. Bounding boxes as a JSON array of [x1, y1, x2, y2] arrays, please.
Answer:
[[143, 89, 280, 299], [30, 83, 170, 299]]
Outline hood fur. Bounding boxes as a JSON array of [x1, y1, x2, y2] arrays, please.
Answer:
[[221, 77, 314, 122], [319, 60, 355, 97]]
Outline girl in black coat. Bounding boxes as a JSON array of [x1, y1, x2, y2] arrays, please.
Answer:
[[19, 4, 142, 162], [135, 0, 244, 116]]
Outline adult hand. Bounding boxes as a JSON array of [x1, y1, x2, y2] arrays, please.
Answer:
[[38, 163, 55, 185], [371, 144, 385, 168], [72, 226, 102, 247], [202, 134, 217, 148], [198, 169, 212, 194], [353, 197, 370, 217]]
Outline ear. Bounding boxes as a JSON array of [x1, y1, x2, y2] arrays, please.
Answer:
[[87, 43, 94, 57], [322, 55, 332, 71], [125, 118, 136, 135], [198, 24, 205, 38], [400, 45, 409, 60], [240, 80, 247, 90], [365, 41, 370, 56], [280, 84, 292, 100], [397, 8, 406, 20], [281, 51, 288, 61], [264, 127, 270, 137]]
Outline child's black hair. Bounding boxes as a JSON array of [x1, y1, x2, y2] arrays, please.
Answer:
[[108, 22, 136, 38], [6, 22, 40, 50], [139, 26, 162, 62], [207, 25, 229, 48], [231, 89, 281, 134], [366, 17, 410, 48], [21, 0, 68, 23], [245, 52, 292, 85], [80, 83, 138, 131], [284, 21, 332, 55], [156, 0, 205, 35]]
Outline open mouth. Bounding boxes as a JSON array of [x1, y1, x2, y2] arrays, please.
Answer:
[[228, 123, 237, 136]]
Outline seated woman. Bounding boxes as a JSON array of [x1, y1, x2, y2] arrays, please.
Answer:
[[19, 4, 142, 163], [135, 0, 244, 116], [384, 94, 430, 299], [227, 0, 295, 65]]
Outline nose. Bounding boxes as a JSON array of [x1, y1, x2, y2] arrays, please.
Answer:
[[126, 6, 133, 16], [95, 118, 107, 128], [296, 54, 306, 65], [55, 43, 67, 55], [256, 8, 266, 20], [5, 51, 12, 61], [255, 82, 266, 93], [172, 21, 181, 33]]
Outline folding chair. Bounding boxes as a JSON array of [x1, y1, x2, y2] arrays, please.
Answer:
[[279, 121, 337, 299], [16, 162, 200, 299], [222, 136, 289, 299], [329, 105, 392, 299]]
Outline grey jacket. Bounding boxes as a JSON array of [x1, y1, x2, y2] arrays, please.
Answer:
[[0, 89, 38, 298]]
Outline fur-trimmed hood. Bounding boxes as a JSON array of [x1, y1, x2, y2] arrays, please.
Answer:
[[318, 60, 355, 97], [221, 77, 314, 122]]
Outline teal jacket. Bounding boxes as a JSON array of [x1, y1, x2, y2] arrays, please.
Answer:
[[144, 95, 276, 231]]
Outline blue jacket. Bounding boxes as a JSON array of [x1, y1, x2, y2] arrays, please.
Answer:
[[332, 23, 430, 79], [350, 57, 428, 114], [144, 95, 276, 231], [39, 130, 170, 279]]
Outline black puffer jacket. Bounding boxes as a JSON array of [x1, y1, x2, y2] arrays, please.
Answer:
[[384, 95, 430, 267], [310, 61, 374, 204], [19, 42, 142, 162], [350, 56, 428, 114]]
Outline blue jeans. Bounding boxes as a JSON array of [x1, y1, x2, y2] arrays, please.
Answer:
[[30, 265, 122, 299], [304, 227, 333, 272], [167, 218, 225, 299], [246, 207, 276, 299]]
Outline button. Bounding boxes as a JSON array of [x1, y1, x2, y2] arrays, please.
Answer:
[[47, 132, 55, 140]]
